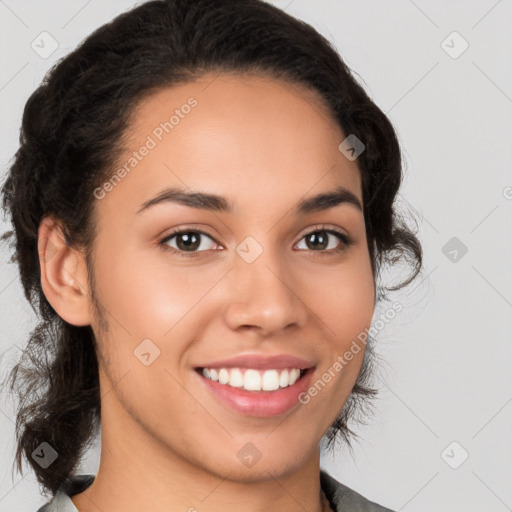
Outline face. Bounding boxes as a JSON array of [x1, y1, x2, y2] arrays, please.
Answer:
[[83, 73, 375, 481]]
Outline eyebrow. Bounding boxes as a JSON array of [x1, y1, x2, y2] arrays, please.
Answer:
[[136, 184, 363, 215]]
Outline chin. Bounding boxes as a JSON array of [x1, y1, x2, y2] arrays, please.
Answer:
[[204, 445, 314, 484]]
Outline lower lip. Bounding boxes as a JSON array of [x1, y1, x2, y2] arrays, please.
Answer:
[[196, 368, 314, 418]]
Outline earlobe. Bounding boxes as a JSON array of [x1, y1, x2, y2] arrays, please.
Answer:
[[38, 216, 92, 326]]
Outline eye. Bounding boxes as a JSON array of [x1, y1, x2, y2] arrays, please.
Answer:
[[295, 226, 353, 254], [159, 228, 221, 256]]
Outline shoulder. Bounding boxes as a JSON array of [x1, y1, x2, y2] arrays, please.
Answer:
[[35, 474, 95, 512], [320, 470, 395, 512]]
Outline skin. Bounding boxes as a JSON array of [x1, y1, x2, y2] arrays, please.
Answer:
[[38, 73, 375, 512]]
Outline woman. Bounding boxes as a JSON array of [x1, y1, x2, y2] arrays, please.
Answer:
[[0, 0, 422, 510]]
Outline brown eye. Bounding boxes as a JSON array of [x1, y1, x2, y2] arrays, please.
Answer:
[[304, 231, 329, 251], [160, 230, 219, 254], [295, 228, 352, 253]]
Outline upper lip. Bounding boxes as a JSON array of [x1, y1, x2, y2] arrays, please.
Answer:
[[195, 354, 315, 370]]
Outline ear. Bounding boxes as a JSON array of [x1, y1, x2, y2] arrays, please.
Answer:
[[38, 216, 92, 326]]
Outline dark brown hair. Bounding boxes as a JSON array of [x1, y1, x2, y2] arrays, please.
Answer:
[[0, 0, 422, 498]]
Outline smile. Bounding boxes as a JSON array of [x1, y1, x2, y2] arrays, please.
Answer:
[[201, 367, 305, 392], [196, 366, 314, 417]]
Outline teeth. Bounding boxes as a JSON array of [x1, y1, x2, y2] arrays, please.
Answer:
[[244, 369, 261, 390], [289, 368, 300, 385], [279, 369, 289, 388], [262, 369, 280, 391], [218, 368, 229, 385], [229, 368, 244, 387], [201, 367, 304, 391]]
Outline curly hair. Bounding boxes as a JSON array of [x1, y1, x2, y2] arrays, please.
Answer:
[[0, 0, 422, 498]]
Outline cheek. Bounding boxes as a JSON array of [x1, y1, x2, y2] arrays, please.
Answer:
[[327, 283, 374, 344], [305, 267, 374, 412], [94, 240, 219, 338], [305, 255, 375, 398], [311, 260, 375, 342], [92, 246, 209, 401]]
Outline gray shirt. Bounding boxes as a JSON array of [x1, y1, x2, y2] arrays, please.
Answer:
[[36, 470, 395, 511]]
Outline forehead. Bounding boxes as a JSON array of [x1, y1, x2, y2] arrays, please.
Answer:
[[96, 72, 362, 220]]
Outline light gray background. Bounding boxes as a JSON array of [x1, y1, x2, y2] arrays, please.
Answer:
[[1, 1, 511, 511]]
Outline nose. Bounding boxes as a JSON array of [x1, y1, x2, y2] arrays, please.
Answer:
[[223, 244, 308, 336]]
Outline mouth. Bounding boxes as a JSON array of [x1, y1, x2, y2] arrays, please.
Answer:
[[194, 366, 315, 417]]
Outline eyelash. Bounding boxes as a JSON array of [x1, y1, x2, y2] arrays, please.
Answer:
[[157, 224, 354, 258]]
